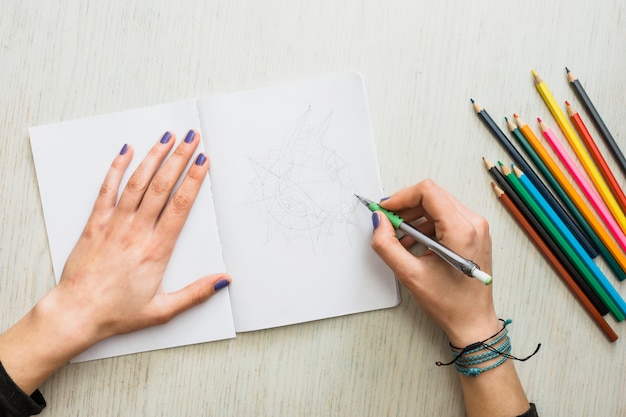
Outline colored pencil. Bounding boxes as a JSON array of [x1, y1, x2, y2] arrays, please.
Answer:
[[511, 165, 626, 320], [566, 101, 626, 211], [472, 99, 597, 257], [532, 70, 626, 234], [539, 118, 626, 250], [492, 183, 617, 342], [484, 158, 609, 315], [566, 67, 626, 177], [515, 115, 626, 280]]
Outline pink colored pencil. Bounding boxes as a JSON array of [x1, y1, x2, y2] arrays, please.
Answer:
[[538, 118, 626, 253]]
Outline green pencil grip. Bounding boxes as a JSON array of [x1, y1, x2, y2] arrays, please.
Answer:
[[368, 202, 404, 229]]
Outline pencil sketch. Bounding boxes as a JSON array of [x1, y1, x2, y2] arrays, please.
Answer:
[[245, 106, 358, 247]]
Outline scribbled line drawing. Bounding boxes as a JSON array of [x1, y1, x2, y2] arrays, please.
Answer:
[[245, 106, 358, 246]]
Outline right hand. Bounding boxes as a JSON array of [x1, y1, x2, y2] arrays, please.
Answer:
[[370, 179, 500, 347]]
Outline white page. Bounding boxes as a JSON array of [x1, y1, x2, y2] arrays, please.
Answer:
[[29, 100, 236, 362], [199, 73, 399, 332]]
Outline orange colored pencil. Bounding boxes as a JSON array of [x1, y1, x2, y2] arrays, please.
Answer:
[[492, 182, 618, 342], [514, 114, 626, 276], [566, 101, 626, 211]]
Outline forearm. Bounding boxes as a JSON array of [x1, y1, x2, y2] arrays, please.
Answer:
[[460, 360, 530, 417]]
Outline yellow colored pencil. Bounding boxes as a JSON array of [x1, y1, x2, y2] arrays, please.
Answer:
[[514, 115, 626, 274], [532, 70, 626, 234]]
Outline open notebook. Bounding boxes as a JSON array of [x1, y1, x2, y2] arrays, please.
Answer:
[[29, 73, 399, 362]]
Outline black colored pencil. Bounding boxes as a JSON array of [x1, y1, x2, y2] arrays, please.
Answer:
[[472, 100, 598, 258], [566, 68, 626, 177], [482, 158, 609, 316]]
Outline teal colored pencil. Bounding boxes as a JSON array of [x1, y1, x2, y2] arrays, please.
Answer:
[[505, 117, 626, 281], [499, 163, 623, 321], [513, 165, 626, 320]]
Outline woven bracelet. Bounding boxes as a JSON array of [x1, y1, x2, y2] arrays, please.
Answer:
[[436, 319, 541, 377]]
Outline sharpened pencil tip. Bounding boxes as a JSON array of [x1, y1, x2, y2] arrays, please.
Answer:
[[565, 67, 570, 73], [513, 113, 519, 118], [537, 117, 542, 123], [565, 100, 571, 106], [470, 98, 475, 103]]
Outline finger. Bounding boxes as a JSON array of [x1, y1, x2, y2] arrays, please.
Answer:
[[380, 179, 452, 222], [370, 211, 426, 282], [154, 152, 210, 249], [151, 274, 231, 324], [90, 144, 134, 219], [380, 180, 480, 246], [116, 131, 176, 213], [138, 130, 200, 221]]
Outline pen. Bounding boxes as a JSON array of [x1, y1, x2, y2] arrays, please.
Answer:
[[355, 194, 492, 285]]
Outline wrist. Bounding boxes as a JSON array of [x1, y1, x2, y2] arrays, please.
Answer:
[[445, 316, 502, 348], [32, 287, 105, 355]]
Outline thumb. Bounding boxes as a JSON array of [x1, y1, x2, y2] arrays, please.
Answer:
[[156, 274, 231, 322], [371, 212, 424, 279]]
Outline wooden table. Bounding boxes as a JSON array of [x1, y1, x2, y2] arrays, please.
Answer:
[[1, 1, 625, 415]]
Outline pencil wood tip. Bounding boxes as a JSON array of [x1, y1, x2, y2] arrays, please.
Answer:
[[531, 70, 542, 84], [482, 157, 494, 169], [491, 182, 504, 197], [512, 165, 523, 177], [505, 117, 516, 131]]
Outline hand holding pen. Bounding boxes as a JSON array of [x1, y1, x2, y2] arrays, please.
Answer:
[[364, 179, 500, 348]]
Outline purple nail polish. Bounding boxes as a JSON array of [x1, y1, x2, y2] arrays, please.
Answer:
[[195, 153, 207, 166], [160, 131, 172, 144], [372, 212, 380, 230], [184, 130, 196, 143], [119, 144, 129, 155], [214, 279, 230, 291], [380, 197, 390, 202]]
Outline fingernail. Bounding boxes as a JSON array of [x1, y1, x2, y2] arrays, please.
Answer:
[[195, 153, 207, 166], [119, 144, 129, 155], [380, 197, 390, 202], [214, 278, 230, 291], [372, 212, 380, 230], [184, 130, 196, 143], [160, 131, 172, 144]]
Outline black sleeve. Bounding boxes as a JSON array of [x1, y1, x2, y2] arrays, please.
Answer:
[[0, 362, 46, 417], [517, 403, 538, 417]]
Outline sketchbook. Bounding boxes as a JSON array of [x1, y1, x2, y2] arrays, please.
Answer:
[[29, 73, 399, 362]]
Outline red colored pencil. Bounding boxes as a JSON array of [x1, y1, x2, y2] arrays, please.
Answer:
[[491, 182, 618, 342], [566, 101, 626, 211]]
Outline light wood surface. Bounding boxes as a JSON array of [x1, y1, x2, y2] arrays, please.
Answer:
[[1, 1, 625, 415]]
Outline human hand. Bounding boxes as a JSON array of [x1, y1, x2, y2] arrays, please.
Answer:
[[0, 130, 230, 394], [370, 179, 499, 346], [41, 130, 230, 347]]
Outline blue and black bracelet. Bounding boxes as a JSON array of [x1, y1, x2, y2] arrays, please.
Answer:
[[436, 319, 541, 377]]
